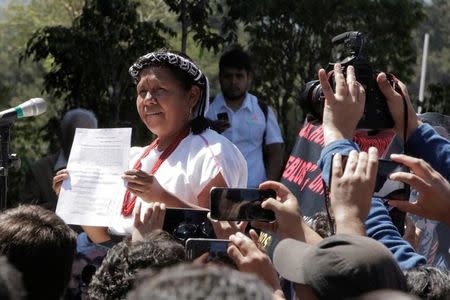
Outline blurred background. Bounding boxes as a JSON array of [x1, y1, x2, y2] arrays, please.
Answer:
[[0, 0, 448, 203]]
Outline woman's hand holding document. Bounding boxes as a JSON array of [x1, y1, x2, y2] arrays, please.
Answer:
[[56, 128, 131, 226]]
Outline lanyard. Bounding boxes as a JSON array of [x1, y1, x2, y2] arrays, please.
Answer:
[[121, 129, 189, 216]]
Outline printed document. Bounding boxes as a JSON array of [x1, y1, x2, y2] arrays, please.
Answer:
[[56, 128, 131, 226]]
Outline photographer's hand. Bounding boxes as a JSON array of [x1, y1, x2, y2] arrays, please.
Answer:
[[377, 73, 421, 140], [207, 212, 248, 239], [210, 119, 230, 133], [228, 232, 282, 294], [251, 181, 322, 244], [320, 64, 366, 145], [331, 148, 378, 236], [132, 201, 166, 243], [388, 154, 450, 225]]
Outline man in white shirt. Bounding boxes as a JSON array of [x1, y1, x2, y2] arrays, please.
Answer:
[[207, 47, 284, 188]]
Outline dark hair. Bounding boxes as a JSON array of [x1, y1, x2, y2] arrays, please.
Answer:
[[88, 230, 185, 300], [219, 47, 252, 75], [127, 263, 273, 300], [0, 256, 25, 300], [129, 49, 210, 134], [0, 205, 77, 300], [404, 266, 450, 300], [60, 108, 98, 159]]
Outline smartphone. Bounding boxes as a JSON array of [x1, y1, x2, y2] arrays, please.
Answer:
[[162, 208, 215, 244], [217, 112, 229, 121], [185, 238, 231, 264], [331, 154, 411, 201], [210, 187, 276, 222]]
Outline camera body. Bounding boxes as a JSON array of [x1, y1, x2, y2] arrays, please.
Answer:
[[299, 31, 395, 130]]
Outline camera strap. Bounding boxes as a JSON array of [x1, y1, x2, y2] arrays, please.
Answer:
[[322, 179, 335, 236], [390, 75, 409, 154]]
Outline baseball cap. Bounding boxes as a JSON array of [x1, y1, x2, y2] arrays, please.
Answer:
[[272, 234, 407, 300]]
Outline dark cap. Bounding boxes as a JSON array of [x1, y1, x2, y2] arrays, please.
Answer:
[[273, 234, 407, 300]]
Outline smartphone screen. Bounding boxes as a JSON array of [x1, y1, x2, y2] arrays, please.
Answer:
[[185, 238, 231, 263], [217, 112, 229, 121], [210, 187, 276, 222], [373, 158, 411, 200], [162, 208, 215, 244], [331, 155, 411, 200]]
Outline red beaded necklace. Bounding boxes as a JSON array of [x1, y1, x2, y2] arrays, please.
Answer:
[[121, 129, 189, 216]]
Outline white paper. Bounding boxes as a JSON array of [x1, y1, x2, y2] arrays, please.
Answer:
[[56, 128, 131, 226]]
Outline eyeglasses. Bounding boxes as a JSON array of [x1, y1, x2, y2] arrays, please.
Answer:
[[172, 221, 215, 243]]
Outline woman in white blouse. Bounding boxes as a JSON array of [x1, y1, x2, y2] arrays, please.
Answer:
[[53, 50, 247, 242]]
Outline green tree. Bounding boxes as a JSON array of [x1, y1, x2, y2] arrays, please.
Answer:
[[411, 0, 449, 113], [423, 83, 450, 114], [163, 0, 235, 53], [0, 0, 84, 206], [24, 0, 174, 144]]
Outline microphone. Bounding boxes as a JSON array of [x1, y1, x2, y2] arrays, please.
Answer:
[[0, 98, 47, 124]]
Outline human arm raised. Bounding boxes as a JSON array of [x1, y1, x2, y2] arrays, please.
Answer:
[[320, 64, 366, 145], [330, 148, 379, 236], [377, 73, 449, 178], [388, 154, 450, 226], [131, 201, 166, 243], [228, 231, 284, 297], [251, 181, 322, 244]]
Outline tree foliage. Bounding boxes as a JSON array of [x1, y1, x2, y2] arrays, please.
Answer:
[[163, 0, 235, 53], [23, 0, 174, 143], [423, 83, 450, 115], [411, 0, 449, 113], [0, 0, 84, 206]]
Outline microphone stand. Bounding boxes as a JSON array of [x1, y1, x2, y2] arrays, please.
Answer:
[[0, 121, 20, 210]]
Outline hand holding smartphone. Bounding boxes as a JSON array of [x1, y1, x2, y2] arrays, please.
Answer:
[[330, 153, 411, 235], [217, 112, 229, 121], [210, 187, 276, 222], [331, 154, 411, 200]]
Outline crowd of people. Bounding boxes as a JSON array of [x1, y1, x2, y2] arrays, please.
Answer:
[[0, 47, 449, 300]]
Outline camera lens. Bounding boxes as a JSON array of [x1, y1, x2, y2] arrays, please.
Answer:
[[173, 223, 198, 243], [299, 80, 324, 122], [200, 221, 214, 238]]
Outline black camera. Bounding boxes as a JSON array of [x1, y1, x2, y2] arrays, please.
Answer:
[[299, 31, 395, 130]]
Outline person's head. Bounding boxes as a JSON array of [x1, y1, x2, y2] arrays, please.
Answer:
[[88, 230, 186, 300], [272, 234, 407, 300], [129, 50, 210, 138], [127, 263, 273, 300], [0, 205, 77, 300], [404, 266, 450, 300], [219, 47, 252, 102], [60, 108, 98, 158], [0, 256, 25, 300]]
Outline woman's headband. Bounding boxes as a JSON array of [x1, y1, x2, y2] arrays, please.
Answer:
[[129, 51, 209, 117]]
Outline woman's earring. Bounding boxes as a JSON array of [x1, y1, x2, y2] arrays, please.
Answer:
[[187, 106, 193, 120]]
